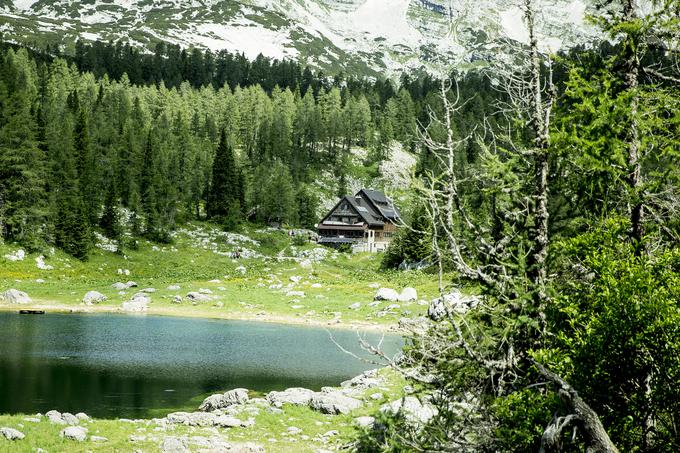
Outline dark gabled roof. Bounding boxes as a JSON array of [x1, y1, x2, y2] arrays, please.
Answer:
[[356, 189, 401, 222], [320, 195, 384, 227], [319, 189, 401, 229], [345, 195, 385, 226]]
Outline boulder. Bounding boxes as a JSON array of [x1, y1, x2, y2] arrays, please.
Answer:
[[199, 388, 249, 411], [111, 282, 128, 290], [380, 397, 438, 426], [309, 392, 362, 415], [266, 388, 315, 407], [75, 412, 89, 421], [398, 287, 418, 302], [213, 415, 246, 428], [198, 288, 213, 294], [353, 416, 375, 429], [61, 412, 79, 425], [167, 285, 181, 291], [341, 369, 383, 391], [60, 426, 88, 441], [348, 303, 361, 310], [0, 289, 31, 304], [121, 296, 148, 312], [428, 291, 481, 320], [46, 410, 66, 424], [374, 288, 399, 302], [141, 287, 156, 293], [286, 290, 305, 298], [186, 292, 212, 302], [126, 281, 138, 288], [83, 291, 107, 305], [0, 427, 25, 440], [161, 436, 189, 453], [166, 412, 216, 427], [3, 249, 25, 261]]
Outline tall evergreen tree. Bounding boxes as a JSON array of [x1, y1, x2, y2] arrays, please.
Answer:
[[206, 129, 241, 228]]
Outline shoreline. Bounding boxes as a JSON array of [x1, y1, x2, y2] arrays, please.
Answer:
[[0, 301, 401, 333]]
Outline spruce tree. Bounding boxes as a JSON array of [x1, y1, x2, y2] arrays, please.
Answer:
[[0, 49, 47, 250], [206, 129, 241, 228]]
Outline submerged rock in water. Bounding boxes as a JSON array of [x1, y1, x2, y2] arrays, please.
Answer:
[[0, 427, 25, 441], [199, 388, 249, 411], [0, 289, 31, 304], [60, 426, 88, 441]]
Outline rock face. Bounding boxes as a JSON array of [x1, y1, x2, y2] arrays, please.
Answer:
[[428, 291, 481, 320], [374, 287, 399, 302], [398, 287, 418, 302], [309, 392, 362, 415], [0, 427, 25, 440], [83, 291, 107, 305], [380, 397, 438, 425], [199, 388, 249, 411], [266, 388, 315, 407], [0, 289, 31, 304], [60, 426, 88, 441]]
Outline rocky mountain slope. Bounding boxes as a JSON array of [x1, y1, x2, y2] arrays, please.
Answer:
[[0, 0, 598, 76]]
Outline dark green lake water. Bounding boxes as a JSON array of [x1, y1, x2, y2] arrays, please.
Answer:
[[0, 312, 402, 418]]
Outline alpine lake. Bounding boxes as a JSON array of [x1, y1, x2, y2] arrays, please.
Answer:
[[0, 312, 403, 418]]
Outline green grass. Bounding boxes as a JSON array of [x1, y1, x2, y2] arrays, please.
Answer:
[[0, 222, 444, 329], [0, 368, 408, 452]]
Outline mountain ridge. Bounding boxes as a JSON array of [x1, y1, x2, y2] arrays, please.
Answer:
[[0, 0, 598, 77]]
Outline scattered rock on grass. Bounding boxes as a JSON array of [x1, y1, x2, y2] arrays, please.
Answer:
[[161, 436, 189, 453], [374, 288, 399, 302], [0, 289, 31, 304], [398, 287, 418, 302], [380, 397, 438, 426], [60, 426, 88, 441], [199, 388, 249, 411], [0, 427, 25, 440], [266, 388, 315, 407], [83, 291, 107, 305], [309, 392, 362, 415]]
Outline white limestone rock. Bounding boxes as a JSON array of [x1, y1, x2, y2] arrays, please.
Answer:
[[398, 287, 418, 302], [0, 427, 25, 440], [60, 426, 88, 441], [0, 289, 31, 304], [83, 291, 107, 305], [374, 288, 399, 301]]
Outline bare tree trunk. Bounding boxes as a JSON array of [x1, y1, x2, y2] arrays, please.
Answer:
[[622, 0, 644, 251], [525, 0, 551, 303], [533, 361, 620, 453]]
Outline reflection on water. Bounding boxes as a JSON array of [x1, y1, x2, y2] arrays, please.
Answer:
[[0, 312, 402, 418]]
